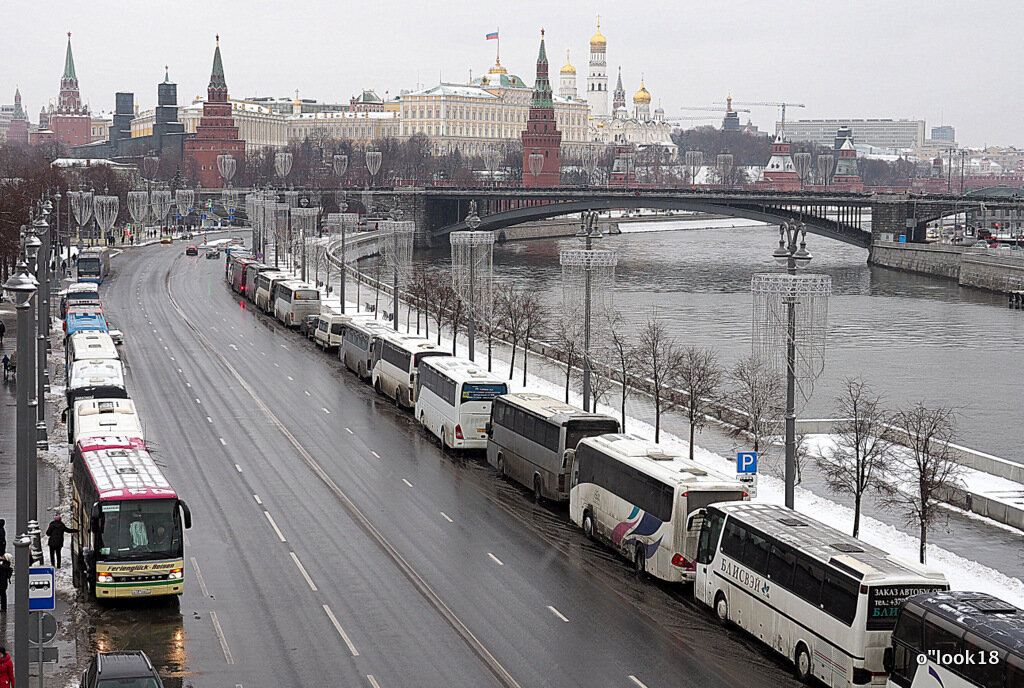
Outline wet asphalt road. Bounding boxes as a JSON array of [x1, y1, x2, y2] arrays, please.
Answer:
[[95, 235, 801, 688]]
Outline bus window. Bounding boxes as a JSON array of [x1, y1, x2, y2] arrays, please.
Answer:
[[891, 606, 924, 683], [767, 543, 796, 587], [696, 510, 725, 565]]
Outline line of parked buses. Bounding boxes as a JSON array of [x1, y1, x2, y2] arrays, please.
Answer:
[[227, 248, 1024, 688], [59, 280, 193, 604]]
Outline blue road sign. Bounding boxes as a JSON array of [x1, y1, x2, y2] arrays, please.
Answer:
[[201, 214, 207, 220], [737, 452, 758, 474], [28, 567, 55, 611]]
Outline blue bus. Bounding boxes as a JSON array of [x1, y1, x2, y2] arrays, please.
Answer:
[[77, 247, 110, 284], [64, 310, 108, 339]]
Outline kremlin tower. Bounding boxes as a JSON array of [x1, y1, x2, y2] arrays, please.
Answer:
[[521, 30, 561, 188], [47, 33, 91, 147], [831, 134, 863, 191], [559, 50, 578, 101], [586, 18, 608, 121], [722, 94, 741, 132], [7, 88, 29, 145], [632, 76, 651, 122], [184, 36, 245, 188], [762, 134, 800, 190], [612, 67, 626, 115]]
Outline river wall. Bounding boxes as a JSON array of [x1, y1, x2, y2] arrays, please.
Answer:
[[869, 241, 1024, 293]]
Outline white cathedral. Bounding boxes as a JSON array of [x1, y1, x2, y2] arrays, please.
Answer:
[[557, 18, 675, 152]]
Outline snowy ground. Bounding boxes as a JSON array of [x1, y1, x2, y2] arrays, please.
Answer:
[[266, 245, 1024, 606]]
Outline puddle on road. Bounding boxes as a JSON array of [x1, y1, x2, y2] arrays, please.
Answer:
[[85, 600, 187, 687]]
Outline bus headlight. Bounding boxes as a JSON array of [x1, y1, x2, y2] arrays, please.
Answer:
[[97, 573, 113, 583], [169, 568, 183, 580]]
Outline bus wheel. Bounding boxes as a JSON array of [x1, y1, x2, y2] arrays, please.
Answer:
[[794, 644, 812, 683], [374, 379, 382, 396], [633, 544, 646, 577], [582, 512, 595, 540], [533, 475, 543, 504], [496, 455, 505, 478], [714, 592, 729, 625]]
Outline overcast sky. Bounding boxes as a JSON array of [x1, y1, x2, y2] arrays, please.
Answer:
[[3, 0, 1019, 148]]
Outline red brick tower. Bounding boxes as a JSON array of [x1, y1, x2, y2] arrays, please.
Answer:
[[184, 36, 245, 188], [7, 88, 29, 144], [48, 33, 91, 148], [521, 30, 561, 188]]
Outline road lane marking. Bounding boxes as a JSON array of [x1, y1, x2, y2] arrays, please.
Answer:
[[210, 611, 234, 664], [370, 451, 380, 459], [207, 416, 213, 424], [440, 512, 453, 523], [235, 464, 243, 473], [195, 398, 201, 404], [229, 344, 238, 351], [177, 368, 182, 373], [547, 606, 569, 623], [253, 494, 262, 505], [190, 557, 211, 598], [264, 511, 287, 542], [219, 438, 226, 446], [304, 390, 311, 396], [290, 552, 318, 591], [287, 375, 294, 381], [628, 677, 650, 688], [274, 363, 279, 368], [487, 553, 504, 566], [211, 326, 218, 332], [345, 428, 353, 434], [323, 604, 359, 656], [280, 344, 288, 349], [170, 357, 175, 362], [322, 407, 331, 414], [261, 351, 266, 356], [366, 676, 381, 688], [402, 479, 413, 488], [186, 383, 191, 388]]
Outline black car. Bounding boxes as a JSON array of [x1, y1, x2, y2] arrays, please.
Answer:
[[299, 314, 319, 338], [185, 245, 198, 256], [82, 651, 163, 688]]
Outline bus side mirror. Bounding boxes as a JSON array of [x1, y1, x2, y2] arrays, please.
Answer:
[[61, 407, 68, 423], [484, 422, 492, 436], [179, 500, 193, 529], [882, 648, 893, 673]]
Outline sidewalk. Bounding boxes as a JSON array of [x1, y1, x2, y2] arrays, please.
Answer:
[[0, 299, 79, 680]]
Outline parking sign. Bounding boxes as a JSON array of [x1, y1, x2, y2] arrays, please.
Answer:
[[737, 452, 757, 474]]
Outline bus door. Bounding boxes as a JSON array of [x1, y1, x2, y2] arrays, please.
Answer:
[[694, 508, 722, 606], [681, 506, 703, 573]]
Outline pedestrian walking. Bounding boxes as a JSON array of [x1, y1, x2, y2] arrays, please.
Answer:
[[0, 555, 11, 614], [45, 514, 76, 568], [0, 518, 6, 553], [2, 354, 10, 382], [0, 320, 5, 348], [0, 646, 13, 687]]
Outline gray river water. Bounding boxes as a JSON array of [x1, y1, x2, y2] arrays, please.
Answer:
[[412, 223, 1024, 461]]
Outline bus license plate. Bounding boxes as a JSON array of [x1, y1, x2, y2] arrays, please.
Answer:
[[132, 589, 152, 596]]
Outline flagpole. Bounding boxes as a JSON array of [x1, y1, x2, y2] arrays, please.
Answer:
[[497, 26, 500, 64]]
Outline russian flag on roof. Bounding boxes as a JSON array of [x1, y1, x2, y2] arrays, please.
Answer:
[[486, 31, 498, 40]]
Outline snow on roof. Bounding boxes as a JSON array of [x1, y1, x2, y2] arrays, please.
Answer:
[[406, 83, 500, 99], [288, 110, 397, 121]]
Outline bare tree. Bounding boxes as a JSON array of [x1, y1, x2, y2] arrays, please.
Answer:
[[497, 284, 527, 381], [881, 402, 962, 564], [448, 287, 466, 355], [637, 313, 682, 443], [584, 343, 616, 413], [606, 313, 636, 432], [431, 272, 454, 346], [728, 355, 783, 454], [519, 290, 548, 387], [814, 378, 895, 538], [553, 316, 584, 403], [677, 346, 723, 461]]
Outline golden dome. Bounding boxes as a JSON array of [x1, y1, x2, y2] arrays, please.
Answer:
[[633, 77, 651, 104], [590, 17, 606, 49], [561, 49, 576, 75], [488, 57, 508, 75]]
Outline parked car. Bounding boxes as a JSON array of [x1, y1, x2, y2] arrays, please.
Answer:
[[82, 651, 163, 688], [204, 247, 220, 260], [160, 236, 173, 245], [298, 314, 319, 338], [185, 245, 198, 256], [107, 327, 124, 345]]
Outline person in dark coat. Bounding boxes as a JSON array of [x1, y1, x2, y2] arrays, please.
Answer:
[[0, 555, 11, 614], [0, 518, 6, 554], [0, 320, 6, 348], [45, 514, 76, 568]]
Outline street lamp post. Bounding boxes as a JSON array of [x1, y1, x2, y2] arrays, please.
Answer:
[[21, 220, 41, 521], [771, 221, 812, 509], [465, 208, 482, 360], [36, 204, 52, 450], [579, 211, 601, 412], [13, 533, 31, 688]]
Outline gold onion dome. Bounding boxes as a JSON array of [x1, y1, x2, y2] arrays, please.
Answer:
[[633, 78, 651, 104], [488, 57, 508, 75], [590, 20, 606, 48], [561, 50, 576, 75]]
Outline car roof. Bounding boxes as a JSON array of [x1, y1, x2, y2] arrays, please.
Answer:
[[94, 651, 157, 678]]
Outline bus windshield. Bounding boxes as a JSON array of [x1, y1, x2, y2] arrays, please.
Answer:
[[78, 258, 101, 276], [96, 499, 182, 560], [461, 383, 507, 402]]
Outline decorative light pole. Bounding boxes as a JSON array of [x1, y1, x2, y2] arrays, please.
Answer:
[[752, 221, 831, 509], [333, 153, 349, 186], [793, 152, 812, 190], [451, 201, 494, 362], [35, 205, 51, 450], [560, 210, 616, 412], [4, 232, 38, 688], [175, 188, 194, 236], [817, 154, 835, 188], [716, 153, 734, 188], [93, 190, 119, 247], [366, 151, 382, 189], [528, 151, 544, 188], [685, 150, 704, 188], [382, 210, 414, 332], [217, 153, 237, 190]]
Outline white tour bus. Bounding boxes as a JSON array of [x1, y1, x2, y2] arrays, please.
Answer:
[[569, 433, 748, 581], [371, 331, 451, 408], [65, 331, 119, 377], [487, 393, 620, 502], [884, 590, 1024, 688], [72, 398, 144, 445], [254, 270, 289, 313], [415, 357, 508, 450], [274, 280, 321, 327], [339, 317, 392, 379], [695, 501, 948, 687]]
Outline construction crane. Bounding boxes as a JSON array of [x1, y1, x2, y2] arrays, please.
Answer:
[[715, 101, 805, 134], [663, 115, 726, 124], [680, 105, 751, 113]]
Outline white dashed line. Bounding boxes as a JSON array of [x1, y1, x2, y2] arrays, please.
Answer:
[[629, 677, 650, 688], [190, 557, 211, 598], [280, 344, 288, 349], [186, 382, 191, 388], [274, 363, 279, 368], [195, 398, 201, 405], [323, 605, 359, 656], [322, 407, 330, 414], [290, 552, 318, 591], [370, 451, 380, 459], [366, 676, 381, 688], [261, 351, 266, 356], [264, 511, 287, 542], [177, 368, 182, 373], [219, 438, 226, 446], [547, 606, 569, 623], [402, 479, 413, 488], [304, 390, 311, 396], [487, 553, 504, 566], [234, 464, 243, 473], [210, 611, 234, 664], [253, 494, 262, 505], [345, 428, 353, 434], [229, 344, 238, 351], [440, 512, 453, 523], [207, 416, 213, 424], [287, 375, 294, 381]]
